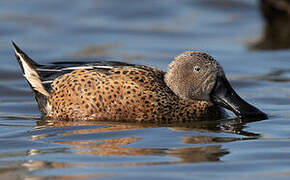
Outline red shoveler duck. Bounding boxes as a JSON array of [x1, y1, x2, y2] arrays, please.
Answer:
[[12, 42, 267, 121]]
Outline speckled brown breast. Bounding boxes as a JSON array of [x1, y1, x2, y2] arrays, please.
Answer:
[[47, 65, 224, 121]]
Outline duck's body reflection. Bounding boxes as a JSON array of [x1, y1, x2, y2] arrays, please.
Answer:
[[15, 118, 260, 178], [33, 119, 257, 159]]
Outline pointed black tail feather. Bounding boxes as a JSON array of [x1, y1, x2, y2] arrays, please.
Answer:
[[12, 41, 40, 75], [12, 42, 49, 115]]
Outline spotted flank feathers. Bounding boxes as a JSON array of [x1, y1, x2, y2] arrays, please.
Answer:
[[13, 42, 265, 121]]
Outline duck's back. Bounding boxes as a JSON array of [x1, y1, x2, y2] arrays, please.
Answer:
[[46, 64, 172, 120]]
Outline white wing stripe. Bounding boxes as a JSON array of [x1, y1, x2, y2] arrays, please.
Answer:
[[61, 65, 113, 70], [90, 65, 114, 69], [41, 80, 54, 84], [61, 66, 94, 70], [37, 65, 114, 72], [37, 68, 62, 72]]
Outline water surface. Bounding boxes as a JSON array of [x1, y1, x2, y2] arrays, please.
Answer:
[[1, 0, 290, 179]]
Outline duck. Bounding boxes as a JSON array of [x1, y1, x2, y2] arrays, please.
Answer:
[[12, 42, 267, 121]]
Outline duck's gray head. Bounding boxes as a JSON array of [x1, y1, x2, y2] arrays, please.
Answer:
[[165, 51, 267, 119]]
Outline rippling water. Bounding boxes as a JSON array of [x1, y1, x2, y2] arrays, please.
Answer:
[[1, 0, 290, 179]]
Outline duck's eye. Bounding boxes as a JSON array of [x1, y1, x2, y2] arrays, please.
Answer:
[[194, 66, 201, 72]]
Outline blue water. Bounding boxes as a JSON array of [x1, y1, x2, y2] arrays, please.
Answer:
[[1, 0, 290, 179]]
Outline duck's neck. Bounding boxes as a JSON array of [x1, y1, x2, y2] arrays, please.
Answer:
[[164, 71, 190, 100]]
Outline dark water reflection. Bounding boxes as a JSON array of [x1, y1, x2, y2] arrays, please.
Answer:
[[252, 0, 290, 50], [1, 0, 290, 179]]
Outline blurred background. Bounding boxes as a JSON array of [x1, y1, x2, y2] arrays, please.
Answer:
[[1, 0, 290, 179]]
